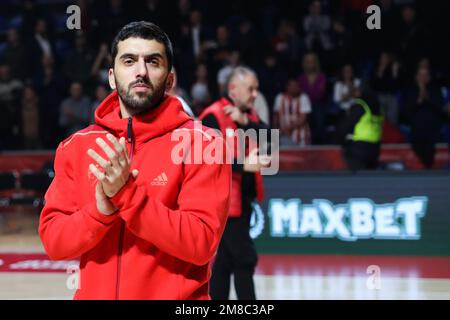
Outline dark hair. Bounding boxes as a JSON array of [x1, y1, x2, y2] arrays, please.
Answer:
[[111, 21, 173, 71]]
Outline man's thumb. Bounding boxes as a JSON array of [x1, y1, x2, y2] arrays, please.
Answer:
[[132, 169, 139, 178]]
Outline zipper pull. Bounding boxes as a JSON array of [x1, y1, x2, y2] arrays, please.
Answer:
[[127, 117, 133, 143]]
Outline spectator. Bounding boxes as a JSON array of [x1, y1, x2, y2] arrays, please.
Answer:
[[0, 64, 23, 149], [298, 52, 327, 144], [1, 28, 28, 80], [90, 84, 110, 122], [371, 52, 401, 125], [217, 51, 240, 96], [329, 17, 353, 74], [189, 10, 213, 61], [27, 18, 53, 75], [234, 19, 262, 68], [169, 67, 195, 118], [173, 21, 196, 90], [20, 86, 41, 149], [59, 82, 92, 138], [271, 19, 304, 69], [274, 78, 312, 146], [334, 63, 361, 112], [64, 32, 95, 84], [190, 63, 211, 115], [32, 55, 65, 148], [257, 53, 287, 125], [303, 0, 333, 52], [404, 66, 444, 169], [91, 42, 113, 85], [397, 5, 430, 73]]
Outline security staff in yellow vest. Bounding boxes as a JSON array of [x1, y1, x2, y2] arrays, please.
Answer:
[[337, 92, 384, 171]]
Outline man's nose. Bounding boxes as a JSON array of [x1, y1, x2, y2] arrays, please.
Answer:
[[135, 58, 148, 78]]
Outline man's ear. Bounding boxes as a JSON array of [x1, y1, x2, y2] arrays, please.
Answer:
[[165, 72, 174, 92], [228, 83, 235, 100], [108, 68, 116, 90]]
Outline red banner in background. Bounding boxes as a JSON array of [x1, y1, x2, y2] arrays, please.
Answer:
[[0, 144, 449, 173]]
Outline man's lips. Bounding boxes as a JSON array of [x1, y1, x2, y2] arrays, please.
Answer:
[[132, 84, 150, 88], [131, 83, 151, 92]]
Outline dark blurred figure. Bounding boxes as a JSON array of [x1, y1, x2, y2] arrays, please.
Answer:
[[20, 85, 41, 149], [303, 0, 333, 53], [396, 5, 430, 74], [371, 51, 401, 126], [271, 19, 304, 72], [90, 84, 110, 122], [0, 64, 23, 149], [298, 52, 327, 144], [190, 63, 211, 115], [64, 32, 95, 84], [59, 82, 92, 138], [1, 28, 28, 80], [27, 18, 53, 76], [257, 52, 287, 126], [32, 55, 65, 148], [404, 66, 444, 169], [91, 42, 112, 86], [337, 92, 384, 171]]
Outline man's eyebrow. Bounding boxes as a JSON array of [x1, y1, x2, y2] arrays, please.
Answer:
[[119, 53, 137, 60], [118, 53, 164, 60]]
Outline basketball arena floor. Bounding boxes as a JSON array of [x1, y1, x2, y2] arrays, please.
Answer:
[[1, 214, 449, 300]]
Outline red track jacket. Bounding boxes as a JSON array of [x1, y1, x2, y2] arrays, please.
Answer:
[[39, 91, 231, 299], [199, 98, 264, 217]]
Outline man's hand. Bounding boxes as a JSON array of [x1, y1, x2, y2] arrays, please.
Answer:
[[94, 180, 117, 215], [224, 105, 249, 126], [243, 148, 272, 173], [87, 134, 139, 200]]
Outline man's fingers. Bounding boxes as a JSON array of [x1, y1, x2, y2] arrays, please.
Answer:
[[89, 163, 106, 181], [106, 133, 124, 155], [119, 137, 130, 164], [87, 149, 110, 170], [96, 137, 120, 167], [107, 134, 129, 167]]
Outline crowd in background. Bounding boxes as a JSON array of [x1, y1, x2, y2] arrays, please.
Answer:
[[1, 0, 450, 165]]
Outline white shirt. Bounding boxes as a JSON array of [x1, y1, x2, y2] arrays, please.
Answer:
[[35, 34, 52, 57], [333, 78, 361, 111]]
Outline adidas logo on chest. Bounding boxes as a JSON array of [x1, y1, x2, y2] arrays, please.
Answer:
[[151, 172, 168, 186]]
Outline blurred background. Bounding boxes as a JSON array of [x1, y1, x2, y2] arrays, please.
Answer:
[[0, 0, 450, 299]]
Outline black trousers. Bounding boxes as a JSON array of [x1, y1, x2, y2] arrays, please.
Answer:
[[343, 141, 381, 171], [210, 209, 258, 300], [411, 140, 436, 169]]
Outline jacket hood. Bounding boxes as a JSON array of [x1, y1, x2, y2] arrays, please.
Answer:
[[95, 91, 192, 144]]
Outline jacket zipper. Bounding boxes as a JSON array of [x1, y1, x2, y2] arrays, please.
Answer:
[[115, 116, 134, 300]]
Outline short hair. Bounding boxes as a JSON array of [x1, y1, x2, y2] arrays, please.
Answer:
[[226, 66, 257, 89], [111, 21, 173, 71]]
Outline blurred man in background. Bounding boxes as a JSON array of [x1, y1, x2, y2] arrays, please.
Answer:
[[200, 66, 271, 300]]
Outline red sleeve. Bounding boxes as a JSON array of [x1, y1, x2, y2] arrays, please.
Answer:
[[39, 143, 119, 260], [110, 135, 231, 266]]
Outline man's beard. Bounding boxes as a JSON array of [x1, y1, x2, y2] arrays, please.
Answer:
[[115, 76, 167, 116]]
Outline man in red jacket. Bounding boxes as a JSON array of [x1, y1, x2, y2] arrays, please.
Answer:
[[39, 21, 231, 300], [200, 67, 271, 300]]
